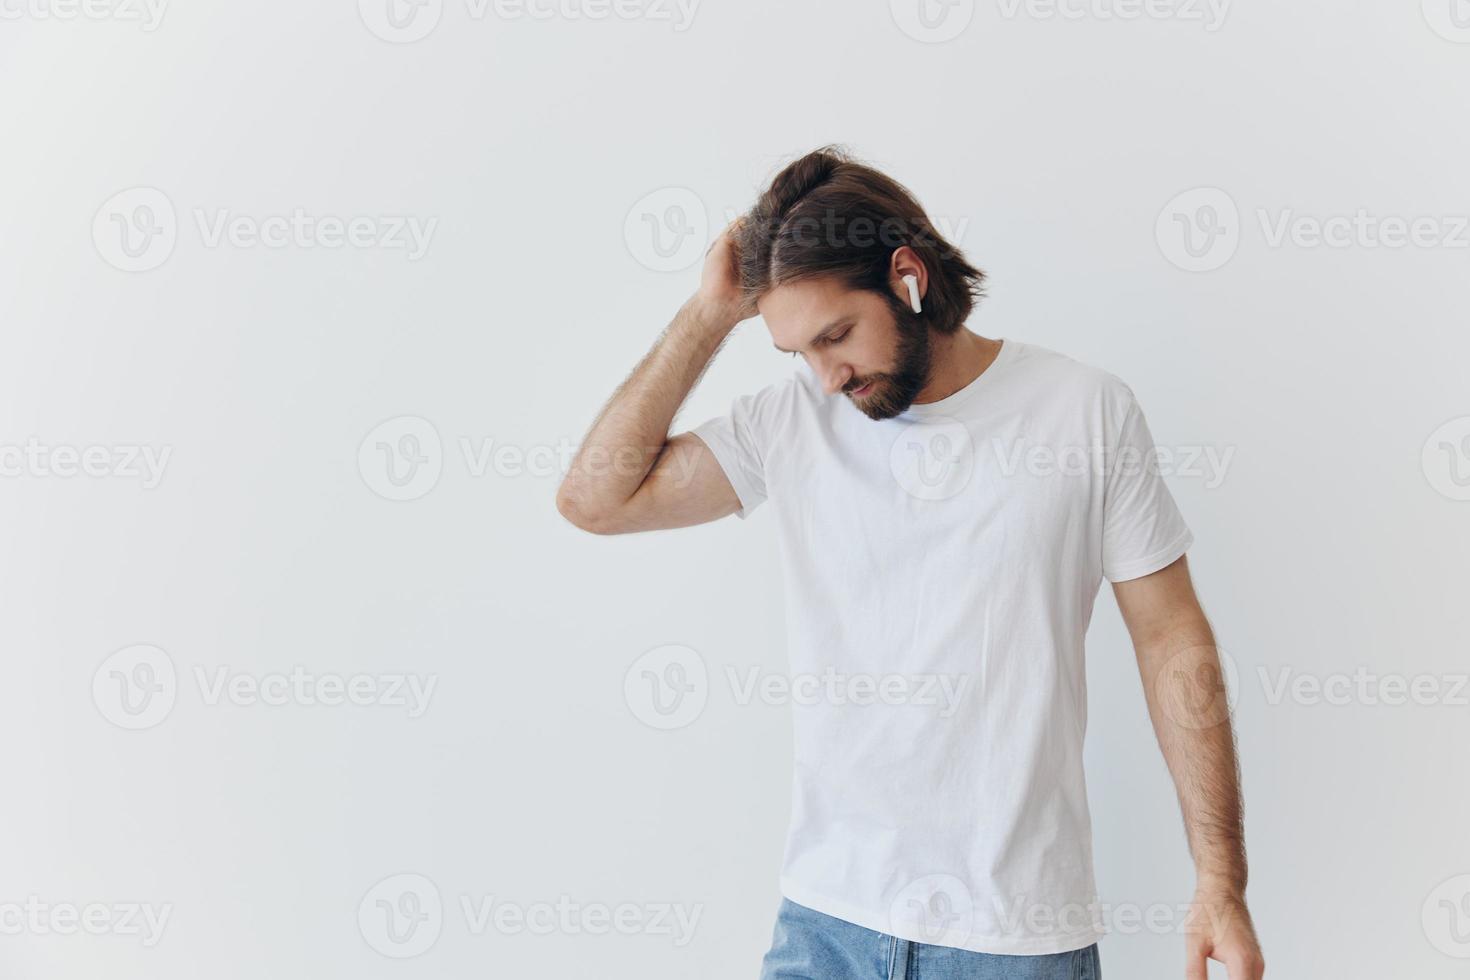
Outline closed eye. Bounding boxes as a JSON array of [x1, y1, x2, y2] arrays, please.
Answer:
[[780, 322, 852, 357]]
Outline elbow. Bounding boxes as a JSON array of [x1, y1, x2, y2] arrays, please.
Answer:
[[555, 485, 622, 535]]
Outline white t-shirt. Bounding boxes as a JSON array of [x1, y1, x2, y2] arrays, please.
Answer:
[[690, 338, 1193, 956]]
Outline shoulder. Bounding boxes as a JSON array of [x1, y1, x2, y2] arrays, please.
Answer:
[[726, 365, 818, 431], [1005, 340, 1141, 418]]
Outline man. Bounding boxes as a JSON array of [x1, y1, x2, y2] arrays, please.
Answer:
[[557, 147, 1265, 980]]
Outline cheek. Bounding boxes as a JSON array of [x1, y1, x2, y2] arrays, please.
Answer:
[[853, 332, 893, 373]]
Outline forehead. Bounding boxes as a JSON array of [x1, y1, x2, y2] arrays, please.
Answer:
[[757, 277, 884, 350]]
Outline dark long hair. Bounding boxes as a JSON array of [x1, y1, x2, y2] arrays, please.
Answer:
[[736, 146, 986, 335]]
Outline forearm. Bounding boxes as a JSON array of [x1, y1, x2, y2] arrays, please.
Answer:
[[1116, 559, 1264, 977], [1134, 608, 1248, 894], [558, 296, 736, 521]]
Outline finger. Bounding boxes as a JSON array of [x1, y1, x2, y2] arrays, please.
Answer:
[[707, 220, 741, 256], [1185, 948, 1209, 980], [1223, 948, 1264, 980]]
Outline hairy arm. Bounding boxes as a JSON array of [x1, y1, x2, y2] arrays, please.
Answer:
[[1113, 556, 1265, 980], [556, 224, 753, 534]]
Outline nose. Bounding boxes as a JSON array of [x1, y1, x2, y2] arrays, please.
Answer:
[[814, 355, 852, 396]]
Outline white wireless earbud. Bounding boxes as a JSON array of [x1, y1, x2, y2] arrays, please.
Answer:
[[902, 274, 923, 314]]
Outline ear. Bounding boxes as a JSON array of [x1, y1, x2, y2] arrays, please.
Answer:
[[889, 246, 927, 302]]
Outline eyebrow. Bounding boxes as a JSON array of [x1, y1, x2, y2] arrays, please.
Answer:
[[773, 316, 854, 354]]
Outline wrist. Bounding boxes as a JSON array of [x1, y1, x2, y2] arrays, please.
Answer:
[[684, 293, 743, 337], [1193, 875, 1247, 902]]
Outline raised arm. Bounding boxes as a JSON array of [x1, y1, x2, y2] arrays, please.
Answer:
[[1112, 556, 1265, 980], [556, 223, 754, 535]]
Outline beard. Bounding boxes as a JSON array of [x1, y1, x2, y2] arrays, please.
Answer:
[[843, 295, 933, 421]]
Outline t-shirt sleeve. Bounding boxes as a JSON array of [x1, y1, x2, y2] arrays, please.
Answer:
[[688, 390, 769, 520], [1101, 393, 1194, 582]]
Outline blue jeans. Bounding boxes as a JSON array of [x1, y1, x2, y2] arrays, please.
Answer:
[[760, 898, 1101, 980]]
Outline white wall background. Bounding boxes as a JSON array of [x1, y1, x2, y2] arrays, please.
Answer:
[[2, 1, 1468, 977]]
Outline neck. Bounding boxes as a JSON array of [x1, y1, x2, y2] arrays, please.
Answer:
[[911, 328, 1003, 405]]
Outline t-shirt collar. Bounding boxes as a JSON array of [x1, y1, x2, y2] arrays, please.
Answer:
[[900, 337, 1016, 419]]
